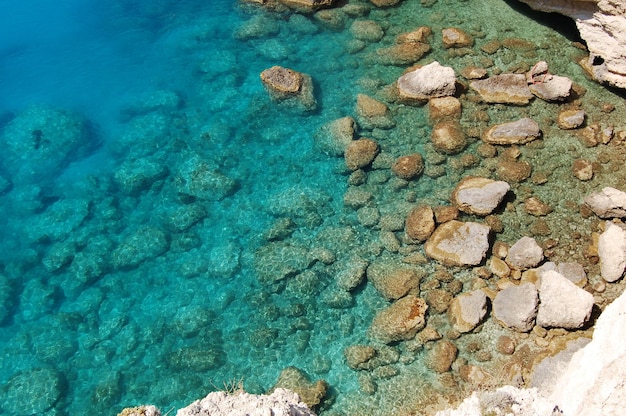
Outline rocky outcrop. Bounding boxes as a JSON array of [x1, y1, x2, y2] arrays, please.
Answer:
[[517, 0, 626, 89], [175, 388, 316, 416]]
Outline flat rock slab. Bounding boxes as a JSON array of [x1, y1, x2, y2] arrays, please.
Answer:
[[584, 187, 626, 219], [598, 221, 626, 282], [451, 176, 510, 216], [425, 220, 491, 266], [482, 118, 541, 145], [397, 61, 456, 101], [470, 74, 533, 105], [529, 75, 572, 101], [493, 282, 538, 332], [536, 270, 594, 329]]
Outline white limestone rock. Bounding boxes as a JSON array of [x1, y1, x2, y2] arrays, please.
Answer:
[[584, 187, 626, 218], [176, 388, 316, 416], [424, 221, 491, 267], [397, 61, 457, 101], [536, 270, 594, 329], [529, 74, 573, 101], [451, 176, 510, 216], [505, 236, 544, 270], [482, 118, 541, 145], [493, 282, 538, 332], [447, 290, 488, 333], [598, 221, 626, 282]]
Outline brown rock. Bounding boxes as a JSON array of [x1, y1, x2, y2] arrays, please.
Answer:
[[425, 288, 453, 313], [578, 124, 600, 147], [375, 42, 430, 66], [279, 0, 336, 10], [442, 27, 474, 48], [368, 295, 429, 343], [459, 365, 492, 386], [370, 0, 401, 7], [482, 118, 541, 145], [396, 26, 432, 44], [428, 96, 462, 121], [344, 345, 377, 370], [260, 66, 303, 94], [433, 205, 459, 224], [392, 153, 424, 180], [350, 20, 384, 42], [272, 367, 328, 409], [573, 159, 594, 181], [405, 205, 436, 242], [315, 116, 356, 157], [345, 138, 379, 170], [497, 158, 531, 183], [524, 196, 553, 216], [425, 340, 458, 373], [495, 335, 516, 355], [470, 74, 533, 105], [368, 263, 423, 301], [356, 94, 394, 129], [425, 220, 491, 266], [460, 66, 488, 80], [431, 120, 467, 154]]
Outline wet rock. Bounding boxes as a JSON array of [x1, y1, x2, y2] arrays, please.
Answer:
[[397, 62, 457, 102], [428, 96, 462, 121], [425, 221, 491, 267], [114, 158, 168, 195], [368, 295, 428, 343], [482, 118, 541, 145], [396, 26, 432, 44], [336, 255, 369, 291], [470, 74, 533, 105], [405, 205, 435, 242], [374, 42, 431, 65], [584, 187, 626, 218], [557, 108, 585, 130], [598, 221, 626, 282], [351, 20, 384, 42], [344, 138, 379, 171], [442, 27, 474, 48], [572, 158, 594, 181], [506, 236, 543, 270], [3, 367, 64, 415], [496, 335, 516, 355], [356, 94, 394, 130], [177, 388, 315, 416], [433, 205, 459, 224], [448, 290, 488, 333], [175, 155, 237, 201], [536, 270, 594, 329], [112, 227, 169, 269], [118, 405, 160, 416], [344, 345, 377, 370], [260, 66, 316, 111], [272, 367, 327, 409], [451, 176, 510, 216], [425, 340, 458, 373], [315, 116, 356, 156], [280, 0, 336, 11], [496, 157, 532, 183], [425, 288, 453, 313], [367, 262, 422, 301], [529, 75, 572, 102], [391, 153, 424, 180], [460, 66, 488, 80], [254, 242, 314, 285], [524, 196, 553, 216], [431, 120, 467, 154], [492, 282, 538, 332]]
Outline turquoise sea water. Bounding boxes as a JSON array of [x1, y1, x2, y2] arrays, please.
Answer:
[[1, 0, 624, 415]]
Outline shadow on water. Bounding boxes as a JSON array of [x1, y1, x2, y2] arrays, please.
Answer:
[[503, 0, 584, 44]]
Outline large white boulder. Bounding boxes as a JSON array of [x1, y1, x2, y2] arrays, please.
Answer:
[[598, 221, 626, 282], [397, 61, 457, 101], [536, 270, 594, 328]]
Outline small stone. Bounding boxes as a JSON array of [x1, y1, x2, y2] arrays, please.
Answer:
[[375, 42, 431, 66], [557, 262, 587, 286], [529, 75, 572, 102], [506, 236, 544, 270], [344, 138, 379, 171], [578, 124, 600, 147], [431, 120, 467, 154], [356, 94, 394, 130], [572, 159, 594, 181], [350, 20, 384, 42], [442, 27, 474, 48], [495, 335, 516, 355], [489, 257, 511, 278], [433, 205, 459, 224], [451, 176, 510, 216], [396, 26, 432, 44], [405, 205, 436, 242], [261, 66, 303, 94], [496, 158, 532, 183], [426, 289, 453, 314], [391, 153, 424, 180], [524, 197, 553, 216], [428, 96, 462, 121], [557, 109, 585, 130], [482, 118, 541, 145], [460, 66, 488, 80]]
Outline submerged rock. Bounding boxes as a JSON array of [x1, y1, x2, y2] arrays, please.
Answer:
[[260, 66, 316, 111], [315, 116, 356, 157], [344, 138, 379, 170], [368, 295, 428, 343], [470, 74, 533, 105], [451, 176, 510, 216], [425, 220, 491, 266], [425, 339, 458, 373], [272, 367, 327, 410], [356, 94, 395, 129], [482, 118, 541, 145], [391, 153, 424, 180], [397, 61, 456, 102], [442, 27, 473, 48], [3, 367, 64, 415], [367, 262, 422, 301], [431, 120, 467, 154]]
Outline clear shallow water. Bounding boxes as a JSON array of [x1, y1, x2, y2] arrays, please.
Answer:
[[0, 0, 624, 415]]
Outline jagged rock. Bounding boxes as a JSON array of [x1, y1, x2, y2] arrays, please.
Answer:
[[448, 290, 488, 333], [469, 74, 533, 104], [536, 270, 594, 328], [425, 221, 491, 266], [260, 66, 316, 111], [482, 118, 541, 145], [344, 138, 379, 170], [529, 75, 573, 101], [584, 187, 626, 218], [505, 236, 544, 270], [496, 157, 532, 183], [368, 295, 428, 343], [272, 367, 327, 410], [492, 282, 538, 332], [344, 345, 377, 370], [391, 153, 424, 180], [557, 262, 587, 286], [451, 176, 510, 216], [367, 262, 423, 301], [442, 27, 474, 48], [425, 340, 458, 373], [314, 116, 356, 157], [598, 221, 626, 282], [572, 158, 594, 181], [397, 62, 457, 102], [396, 26, 432, 44], [431, 120, 467, 154], [557, 108, 585, 129], [405, 205, 436, 242], [518, 0, 626, 90], [374, 42, 431, 66], [176, 388, 316, 416], [524, 197, 553, 216]]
